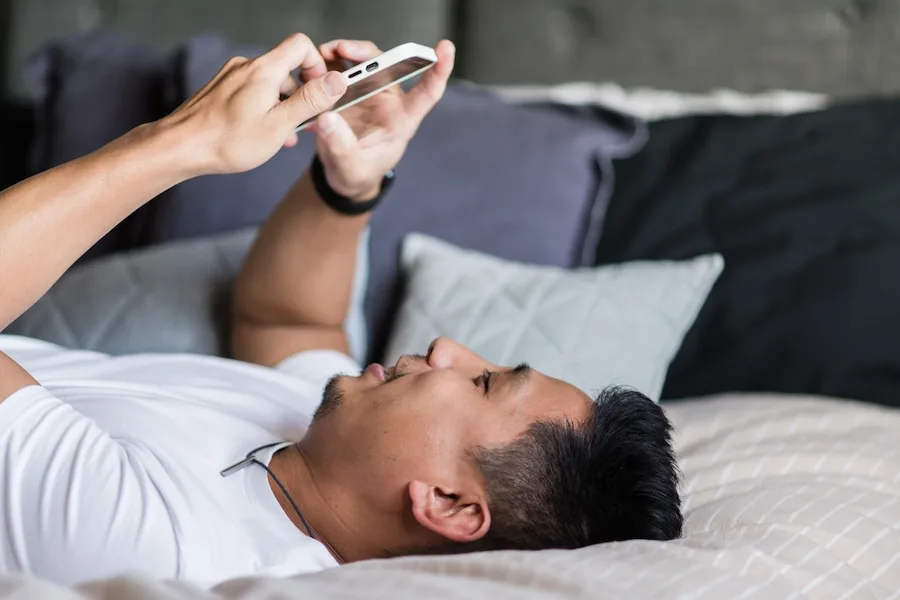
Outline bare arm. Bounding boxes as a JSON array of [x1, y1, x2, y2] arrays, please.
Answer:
[[0, 33, 348, 401], [0, 126, 188, 333], [232, 172, 370, 365], [0, 126, 190, 399], [232, 39, 455, 367]]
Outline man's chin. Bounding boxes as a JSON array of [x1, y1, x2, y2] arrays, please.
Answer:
[[312, 374, 348, 421]]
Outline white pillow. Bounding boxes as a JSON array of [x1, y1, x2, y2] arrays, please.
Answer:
[[488, 81, 828, 120], [384, 234, 724, 400]]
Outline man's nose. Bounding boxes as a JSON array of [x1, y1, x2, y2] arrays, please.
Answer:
[[427, 337, 478, 370]]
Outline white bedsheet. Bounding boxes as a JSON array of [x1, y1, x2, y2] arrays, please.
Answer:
[[2, 394, 898, 599]]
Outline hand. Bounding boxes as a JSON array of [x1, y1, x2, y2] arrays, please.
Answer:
[[162, 33, 347, 176], [307, 39, 456, 201]]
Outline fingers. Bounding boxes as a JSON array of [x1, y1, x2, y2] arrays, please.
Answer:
[[403, 40, 455, 126], [220, 55, 250, 77], [272, 71, 346, 131], [315, 111, 358, 159], [279, 74, 301, 98], [262, 33, 327, 81], [319, 39, 382, 65], [179, 55, 249, 110]]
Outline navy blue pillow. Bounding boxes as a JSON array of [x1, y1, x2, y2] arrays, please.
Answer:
[[24, 31, 169, 259], [142, 36, 646, 362]]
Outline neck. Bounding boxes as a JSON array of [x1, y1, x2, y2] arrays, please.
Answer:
[[267, 443, 370, 563]]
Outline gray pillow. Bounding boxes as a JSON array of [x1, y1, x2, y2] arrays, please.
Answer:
[[142, 36, 647, 363], [365, 89, 646, 362], [6, 229, 371, 365], [385, 234, 724, 400]]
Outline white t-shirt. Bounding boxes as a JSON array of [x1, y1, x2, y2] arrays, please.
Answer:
[[0, 334, 361, 587]]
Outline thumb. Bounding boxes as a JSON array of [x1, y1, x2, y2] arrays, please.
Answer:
[[274, 71, 346, 130], [315, 111, 358, 160]]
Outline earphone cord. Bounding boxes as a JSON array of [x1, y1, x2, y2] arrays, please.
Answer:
[[251, 458, 317, 540]]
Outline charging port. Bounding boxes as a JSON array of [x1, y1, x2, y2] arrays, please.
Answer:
[[366, 61, 379, 72]]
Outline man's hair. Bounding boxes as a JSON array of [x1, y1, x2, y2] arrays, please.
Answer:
[[467, 386, 682, 552]]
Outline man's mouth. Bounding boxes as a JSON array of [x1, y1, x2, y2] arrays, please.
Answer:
[[365, 363, 386, 382], [363, 363, 402, 383]]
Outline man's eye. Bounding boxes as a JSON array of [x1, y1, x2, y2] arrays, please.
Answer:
[[480, 370, 492, 393]]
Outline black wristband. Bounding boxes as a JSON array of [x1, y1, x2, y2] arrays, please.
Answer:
[[310, 154, 394, 216]]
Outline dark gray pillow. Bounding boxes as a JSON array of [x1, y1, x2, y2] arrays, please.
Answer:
[[24, 31, 170, 259], [142, 36, 647, 362]]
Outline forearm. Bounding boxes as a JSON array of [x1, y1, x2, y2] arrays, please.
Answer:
[[233, 171, 369, 330], [0, 122, 194, 331]]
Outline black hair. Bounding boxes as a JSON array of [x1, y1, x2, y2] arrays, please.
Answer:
[[467, 386, 682, 551]]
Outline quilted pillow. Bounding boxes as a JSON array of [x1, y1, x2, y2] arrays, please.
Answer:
[[384, 235, 724, 399], [6, 229, 370, 364]]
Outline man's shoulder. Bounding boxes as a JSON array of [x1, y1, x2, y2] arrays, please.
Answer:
[[275, 348, 361, 376], [274, 348, 361, 392], [0, 350, 39, 403]]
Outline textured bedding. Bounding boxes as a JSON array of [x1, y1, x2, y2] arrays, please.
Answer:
[[2, 394, 897, 599]]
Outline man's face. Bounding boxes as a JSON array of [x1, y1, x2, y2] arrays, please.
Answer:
[[302, 337, 592, 526]]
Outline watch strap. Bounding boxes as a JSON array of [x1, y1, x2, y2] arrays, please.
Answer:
[[311, 154, 394, 216]]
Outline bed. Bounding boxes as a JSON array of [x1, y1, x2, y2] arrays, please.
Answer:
[[2, 1, 900, 598], [1, 394, 897, 599]]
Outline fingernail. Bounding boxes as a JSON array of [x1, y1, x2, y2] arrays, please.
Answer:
[[323, 71, 345, 96], [318, 112, 338, 136]]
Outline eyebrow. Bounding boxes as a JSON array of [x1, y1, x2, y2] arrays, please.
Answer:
[[508, 363, 532, 388]]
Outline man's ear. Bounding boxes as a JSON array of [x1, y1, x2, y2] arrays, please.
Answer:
[[408, 480, 490, 544]]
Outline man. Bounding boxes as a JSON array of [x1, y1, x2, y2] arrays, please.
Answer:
[[0, 34, 682, 587]]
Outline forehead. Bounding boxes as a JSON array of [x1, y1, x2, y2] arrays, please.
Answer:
[[512, 369, 593, 424]]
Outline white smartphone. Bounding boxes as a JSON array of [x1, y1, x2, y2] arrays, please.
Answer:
[[295, 42, 438, 132]]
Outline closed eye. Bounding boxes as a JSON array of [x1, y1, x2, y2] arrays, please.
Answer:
[[477, 369, 493, 393]]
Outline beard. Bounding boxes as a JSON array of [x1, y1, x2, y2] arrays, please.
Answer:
[[313, 374, 346, 421]]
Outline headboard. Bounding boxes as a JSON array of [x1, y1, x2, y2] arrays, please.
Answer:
[[3, 0, 900, 98], [0, 0, 452, 97]]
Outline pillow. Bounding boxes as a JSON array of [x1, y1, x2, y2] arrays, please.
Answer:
[[6, 228, 371, 365], [365, 88, 646, 362], [384, 234, 724, 400], [596, 98, 900, 409], [23, 31, 170, 259], [135, 36, 303, 244], [491, 82, 829, 120], [137, 37, 647, 363]]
